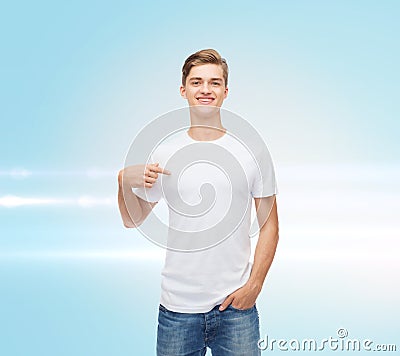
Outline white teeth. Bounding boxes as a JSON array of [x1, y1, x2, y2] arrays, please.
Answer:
[[198, 98, 213, 104]]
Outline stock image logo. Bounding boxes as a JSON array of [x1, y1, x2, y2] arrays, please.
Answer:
[[122, 107, 277, 251], [258, 327, 397, 352]]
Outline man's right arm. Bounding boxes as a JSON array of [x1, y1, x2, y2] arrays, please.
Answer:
[[117, 164, 169, 228]]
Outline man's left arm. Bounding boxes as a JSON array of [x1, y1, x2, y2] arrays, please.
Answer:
[[219, 195, 279, 311]]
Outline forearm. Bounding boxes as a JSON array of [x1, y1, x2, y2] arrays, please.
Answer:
[[247, 224, 279, 291], [117, 175, 143, 228], [219, 221, 279, 311]]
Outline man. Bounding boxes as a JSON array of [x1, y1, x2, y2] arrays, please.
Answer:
[[118, 49, 279, 356]]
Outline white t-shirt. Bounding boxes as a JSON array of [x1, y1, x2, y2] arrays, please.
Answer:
[[133, 130, 278, 313]]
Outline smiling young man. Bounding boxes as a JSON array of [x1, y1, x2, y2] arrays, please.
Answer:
[[118, 49, 279, 356]]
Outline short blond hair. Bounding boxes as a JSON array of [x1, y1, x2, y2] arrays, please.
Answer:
[[182, 49, 229, 87]]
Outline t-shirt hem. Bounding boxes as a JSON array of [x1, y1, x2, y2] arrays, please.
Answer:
[[132, 188, 160, 203], [252, 190, 279, 198], [159, 299, 225, 314]]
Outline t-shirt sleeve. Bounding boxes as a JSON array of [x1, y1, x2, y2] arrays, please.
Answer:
[[251, 147, 279, 198], [132, 152, 163, 203]]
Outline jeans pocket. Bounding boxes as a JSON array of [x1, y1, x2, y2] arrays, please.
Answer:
[[229, 304, 256, 312]]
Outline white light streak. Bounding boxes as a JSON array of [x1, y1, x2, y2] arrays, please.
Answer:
[[0, 249, 165, 260], [0, 195, 114, 208], [0, 168, 118, 178]]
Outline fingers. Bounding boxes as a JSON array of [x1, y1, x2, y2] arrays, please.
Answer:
[[219, 295, 234, 311], [145, 169, 158, 179], [148, 163, 171, 175], [144, 176, 157, 183], [142, 163, 171, 189]]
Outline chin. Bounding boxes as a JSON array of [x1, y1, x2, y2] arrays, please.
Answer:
[[190, 104, 221, 117]]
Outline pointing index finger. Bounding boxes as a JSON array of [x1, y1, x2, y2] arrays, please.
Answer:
[[150, 163, 171, 175]]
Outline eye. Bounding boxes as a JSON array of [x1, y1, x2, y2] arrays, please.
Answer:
[[191, 81, 200, 85], [212, 81, 221, 86]]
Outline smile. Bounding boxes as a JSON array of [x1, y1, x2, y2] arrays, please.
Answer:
[[196, 97, 215, 105]]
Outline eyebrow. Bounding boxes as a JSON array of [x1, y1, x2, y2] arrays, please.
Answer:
[[189, 77, 223, 82]]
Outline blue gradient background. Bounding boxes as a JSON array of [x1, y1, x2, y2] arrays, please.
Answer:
[[1, 1, 399, 355]]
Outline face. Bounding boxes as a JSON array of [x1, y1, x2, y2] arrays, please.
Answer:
[[180, 64, 228, 108]]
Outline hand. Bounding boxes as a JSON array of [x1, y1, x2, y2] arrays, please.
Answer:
[[219, 281, 262, 311], [118, 163, 171, 189]]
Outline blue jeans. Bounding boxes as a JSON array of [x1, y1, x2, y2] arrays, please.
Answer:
[[157, 303, 261, 356]]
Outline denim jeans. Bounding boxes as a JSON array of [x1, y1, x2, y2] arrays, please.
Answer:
[[156, 303, 261, 356]]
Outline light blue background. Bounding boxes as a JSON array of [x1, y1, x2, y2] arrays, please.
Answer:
[[1, 1, 399, 355]]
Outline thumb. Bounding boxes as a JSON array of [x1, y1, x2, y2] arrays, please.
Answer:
[[219, 295, 234, 311]]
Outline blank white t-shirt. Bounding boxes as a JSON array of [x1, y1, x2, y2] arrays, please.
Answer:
[[133, 130, 278, 313]]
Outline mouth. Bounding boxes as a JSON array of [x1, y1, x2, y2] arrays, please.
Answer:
[[196, 97, 215, 105]]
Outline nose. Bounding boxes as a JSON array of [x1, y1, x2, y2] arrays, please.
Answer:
[[200, 81, 211, 94]]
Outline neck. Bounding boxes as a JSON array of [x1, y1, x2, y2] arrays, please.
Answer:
[[188, 106, 226, 141]]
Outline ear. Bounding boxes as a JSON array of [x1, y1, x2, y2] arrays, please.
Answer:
[[180, 85, 187, 99], [224, 86, 228, 99]]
